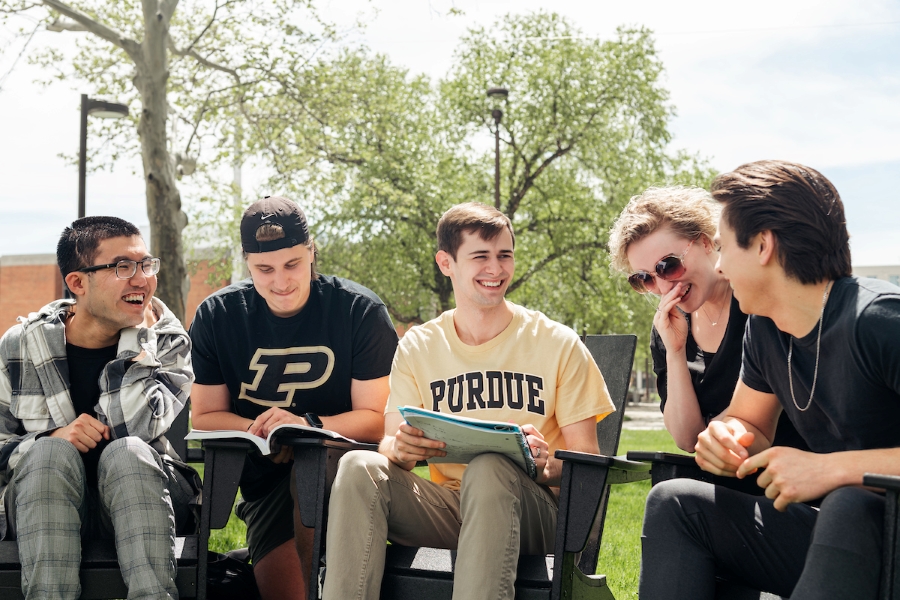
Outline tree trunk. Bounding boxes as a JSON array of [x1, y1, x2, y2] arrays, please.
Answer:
[[135, 0, 187, 322]]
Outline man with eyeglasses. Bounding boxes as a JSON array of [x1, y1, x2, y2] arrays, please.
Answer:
[[0, 216, 198, 599]]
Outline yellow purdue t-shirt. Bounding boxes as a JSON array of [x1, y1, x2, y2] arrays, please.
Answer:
[[386, 303, 615, 489]]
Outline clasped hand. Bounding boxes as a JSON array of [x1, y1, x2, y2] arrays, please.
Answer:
[[50, 413, 110, 453], [695, 420, 831, 511]]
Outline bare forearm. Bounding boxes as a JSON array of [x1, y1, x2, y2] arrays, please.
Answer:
[[321, 409, 384, 443], [661, 354, 707, 451], [192, 410, 254, 432], [831, 448, 900, 489], [542, 419, 602, 486]]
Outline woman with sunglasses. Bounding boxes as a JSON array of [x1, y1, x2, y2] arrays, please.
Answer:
[[609, 186, 804, 454]]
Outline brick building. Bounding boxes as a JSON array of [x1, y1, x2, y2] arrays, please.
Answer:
[[0, 254, 226, 332]]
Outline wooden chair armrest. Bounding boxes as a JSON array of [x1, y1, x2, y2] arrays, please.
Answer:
[[625, 450, 712, 487], [864, 473, 900, 491], [555, 450, 651, 484], [626, 450, 697, 466]]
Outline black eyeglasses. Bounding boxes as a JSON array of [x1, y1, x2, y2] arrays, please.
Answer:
[[78, 257, 161, 280], [627, 240, 694, 294]]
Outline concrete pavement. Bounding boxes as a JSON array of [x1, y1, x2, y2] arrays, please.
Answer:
[[622, 402, 664, 431]]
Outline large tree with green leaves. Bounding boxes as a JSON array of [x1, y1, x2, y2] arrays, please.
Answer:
[[240, 11, 713, 343], [0, 0, 330, 320]]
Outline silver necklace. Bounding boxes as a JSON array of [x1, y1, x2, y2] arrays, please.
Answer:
[[699, 289, 731, 326], [787, 281, 832, 412]]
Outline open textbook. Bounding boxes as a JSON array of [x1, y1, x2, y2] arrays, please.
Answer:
[[185, 423, 356, 456], [398, 406, 537, 479]]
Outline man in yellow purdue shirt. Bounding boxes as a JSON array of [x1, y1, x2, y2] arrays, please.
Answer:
[[322, 202, 614, 600]]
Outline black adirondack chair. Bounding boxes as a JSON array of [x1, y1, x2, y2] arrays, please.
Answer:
[[628, 452, 900, 600], [863, 473, 900, 600], [376, 334, 648, 600], [0, 405, 205, 599], [195, 416, 379, 600], [194, 334, 649, 600]]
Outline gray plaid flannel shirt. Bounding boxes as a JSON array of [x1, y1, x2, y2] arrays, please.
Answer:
[[0, 297, 194, 535]]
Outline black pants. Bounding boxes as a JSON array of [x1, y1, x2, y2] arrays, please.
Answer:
[[639, 478, 884, 600]]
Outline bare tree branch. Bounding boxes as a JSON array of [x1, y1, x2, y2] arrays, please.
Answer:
[[0, 21, 39, 91], [42, 0, 141, 58], [1, 2, 41, 14], [506, 143, 573, 217], [182, 79, 258, 153], [168, 38, 239, 79], [507, 239, 606, 293], [178, 0, 237, 57], [385, 305, 424, 326]]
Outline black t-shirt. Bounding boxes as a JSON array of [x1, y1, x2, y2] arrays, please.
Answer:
[[651, 295, 806, 449], [65, 342, 117, 485], [189, 275, 398, 500], [741, 276, 900, 452]]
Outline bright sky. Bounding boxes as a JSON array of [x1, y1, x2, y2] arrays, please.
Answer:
[[1, 0, 898, 264]]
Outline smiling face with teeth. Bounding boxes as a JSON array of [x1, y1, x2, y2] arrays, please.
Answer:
[[65, 235, 157, 344], [436, 228, 515, 312]]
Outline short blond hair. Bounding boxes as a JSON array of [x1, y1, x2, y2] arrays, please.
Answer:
[[608, 186, 719, 273]]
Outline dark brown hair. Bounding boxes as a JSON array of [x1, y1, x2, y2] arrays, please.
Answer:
[[57, 216, 142, 286], [710, 160, 851, 284], [436, 202, 515, 260]]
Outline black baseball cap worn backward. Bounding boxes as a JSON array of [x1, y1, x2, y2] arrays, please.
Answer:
[[240, 196, 310, 253]]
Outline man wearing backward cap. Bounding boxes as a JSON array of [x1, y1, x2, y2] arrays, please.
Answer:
[[189, 196, 398, 599]]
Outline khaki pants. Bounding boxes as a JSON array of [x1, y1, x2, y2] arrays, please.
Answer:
[[322, 450, 558, 600]]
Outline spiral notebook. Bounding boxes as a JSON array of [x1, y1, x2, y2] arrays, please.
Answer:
[[397, 405, 537, 479]]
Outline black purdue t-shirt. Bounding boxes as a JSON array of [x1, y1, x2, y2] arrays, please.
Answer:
[[189, 275, 398, 500], [65, 342, 117, 485], [741, 276, 900, 453]]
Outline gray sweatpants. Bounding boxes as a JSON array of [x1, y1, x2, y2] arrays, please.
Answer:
[[322, 451, 559, 600], [640, 478, 884, 600], [6, 436, 195, 600]]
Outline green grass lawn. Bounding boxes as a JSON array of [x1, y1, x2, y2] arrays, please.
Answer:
[[202, 465, 433, 554], [201, 428, 682, 599], [600, 429, 681, 599]]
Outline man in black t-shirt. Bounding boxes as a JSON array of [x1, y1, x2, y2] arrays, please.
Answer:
[[0, 216, 197, 599], [189, 196, 398, 600], [640, 161, 900, 600]]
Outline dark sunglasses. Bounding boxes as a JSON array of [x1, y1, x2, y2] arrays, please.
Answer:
[[627, 239, 694, 294]]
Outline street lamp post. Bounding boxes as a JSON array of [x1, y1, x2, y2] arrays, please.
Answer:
[[79, 94, 129, 219], [486, 87, 508, 209]]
